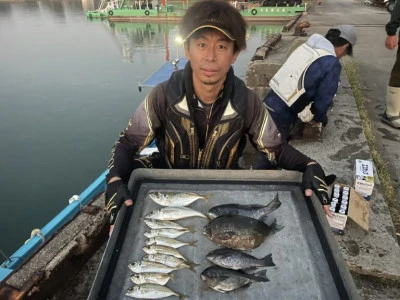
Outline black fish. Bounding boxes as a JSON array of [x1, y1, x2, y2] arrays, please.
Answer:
[[206, 248, 275, 270], [203, 215, 273, 250], [207, 193, 281, 220], [200, 266, 269, 292]]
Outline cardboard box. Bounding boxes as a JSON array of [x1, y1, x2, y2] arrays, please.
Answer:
[[353, 159, 374, 199], [326, 184, 370, 234]]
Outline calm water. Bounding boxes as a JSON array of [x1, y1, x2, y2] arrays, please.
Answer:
[[0, 0, 283, 257]]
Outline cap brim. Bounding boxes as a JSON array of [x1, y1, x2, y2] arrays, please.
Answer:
[[184, 25, 235, 41]]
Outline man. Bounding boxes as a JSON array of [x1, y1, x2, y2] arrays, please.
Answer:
[[105, 0, 333, 233], [383, 0, 400, 129], [254, 25, 356, 169]]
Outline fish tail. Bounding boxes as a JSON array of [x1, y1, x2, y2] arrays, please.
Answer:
[[170, 273, 175, 281], [185, 259, 200, 271], [252, 270, 270, 282], [260, 253, 276, 267], [202, 194, 213, 203], [186, 225, 196, 233]]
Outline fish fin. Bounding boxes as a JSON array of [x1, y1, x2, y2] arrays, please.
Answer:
[[185, 259, 200, 271], [242, 267, 258, 272], [242, 282, 253, 289], [188, 240, 197, 247], [260, 253, 276, 267], [186, 225, 196, 233], [272, 222, 284, 234], [251, 270, 270, 282]]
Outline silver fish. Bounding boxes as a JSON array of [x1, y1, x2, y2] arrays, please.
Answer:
[[203, 215, 273, 250], [207, 193, 281, 220], [128, 261, 177, 273], [145, 207, 207, 220], [130, 273, 174, 285], [126, 283, 186, 299], [144, 227, 195, 239], [143, 245, 189, 261], [149, 191, 212, 207], [143, 254, 198, 271], [200, 266, 269, 293], [146, 236, 197, 248], [206, 248, 275, 270], [144, 219, 195, 231]]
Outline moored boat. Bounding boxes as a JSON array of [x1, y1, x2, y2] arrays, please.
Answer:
[[86, 0, 307, 22]]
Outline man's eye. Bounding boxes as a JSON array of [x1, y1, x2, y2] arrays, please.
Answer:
[[198, 43, 206, 48], [217, 45, 227, 50]]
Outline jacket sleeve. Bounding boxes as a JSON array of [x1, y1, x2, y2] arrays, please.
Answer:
[[386, 1, 400, 36], [107, 87, 163, 183], [246, 91, 313, 172], [308, 57, 341, 122]]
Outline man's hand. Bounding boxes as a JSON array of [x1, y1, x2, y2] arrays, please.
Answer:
[[105, 178, 133, 235], [302, 162, 333, 217], [385, 35, 398, 50]]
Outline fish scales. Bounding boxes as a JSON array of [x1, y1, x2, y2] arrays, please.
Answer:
[[207, 193, 281, 220], [130, 273, 173, 285], [126, 283, 185, 299], [144, 219, 194, 231], [146, 236, 197, 248], [144, 228, 194, 239], [144, 206, 207, 220], [149, 191, 212, 207], [206, 247, 275, 270], [203, 215, 272, 250], [200, 266, 269, 293], [128, 261, 177, 273]]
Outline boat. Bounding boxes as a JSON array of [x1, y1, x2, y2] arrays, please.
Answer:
[[86, 0, 308, 22]]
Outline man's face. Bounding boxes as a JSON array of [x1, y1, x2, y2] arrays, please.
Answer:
[[184, 29, 239, 88], [335, 43, 349, 59]]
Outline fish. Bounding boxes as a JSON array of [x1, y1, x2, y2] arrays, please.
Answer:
[[200, 266, 269, 293], [144, 219, 196, 231], [206, 248, 275, 270], [144, 228, 195, 239], [149, 191, 212, 207], [146, 236, 197, 249], [203, 215, 273, 250], [130, 273, 174, 285], [128, 261, 177, 274], [143, 254, 199, 271], [144, 207, 207, 220], [207, 193, 281, 220], [126, 283, 187, 299], [143, 245, 189, 262]]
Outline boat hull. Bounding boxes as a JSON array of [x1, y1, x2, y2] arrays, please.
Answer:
[[86, 5, 307, 22]]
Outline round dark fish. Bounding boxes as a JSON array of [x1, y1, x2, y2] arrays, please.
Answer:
[[206, 248, 275, 270], [203, 215, 273, 250], [207, 193, 281, 220], [200, 266, 269, 293]]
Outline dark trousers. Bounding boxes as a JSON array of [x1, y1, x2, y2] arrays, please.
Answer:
[[389, 38, 400, 87]]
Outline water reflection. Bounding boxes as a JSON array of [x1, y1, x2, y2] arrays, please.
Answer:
[[0, 0, 285, 256]]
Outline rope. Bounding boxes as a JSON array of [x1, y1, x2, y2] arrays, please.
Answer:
[[0, 248, 11, 264]]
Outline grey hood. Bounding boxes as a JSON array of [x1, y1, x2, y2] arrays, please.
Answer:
[[306, 33, 336, 56]]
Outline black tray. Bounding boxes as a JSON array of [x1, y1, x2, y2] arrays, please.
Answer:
[[88, 169, 359, 300]]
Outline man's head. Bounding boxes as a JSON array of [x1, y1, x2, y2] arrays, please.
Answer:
[[325, 25, 356, 59], [180, 0, 247, 53], [180, 0, 247, 89]]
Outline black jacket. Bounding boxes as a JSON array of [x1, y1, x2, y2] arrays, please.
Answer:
[[108, 62, 312, 182]]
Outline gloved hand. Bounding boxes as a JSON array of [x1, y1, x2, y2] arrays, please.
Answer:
[[105, 180, 131, 225], [302, 163, 331, 205]]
